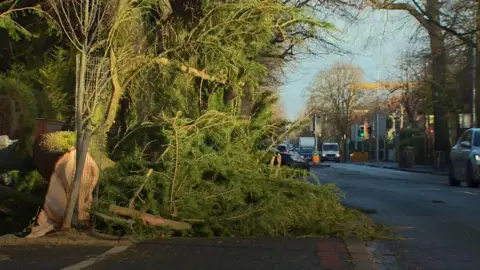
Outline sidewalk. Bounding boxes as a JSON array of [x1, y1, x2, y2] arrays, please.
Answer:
[[0, 237, 375, 270], [0, 244, 119, 269], [356, 161, 448, 176]]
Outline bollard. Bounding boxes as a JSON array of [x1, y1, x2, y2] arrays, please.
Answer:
[[312, 152, 320, 164], [435, 151, 446, 170]]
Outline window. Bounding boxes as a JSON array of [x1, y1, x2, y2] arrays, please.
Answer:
[[277, 145, 288, 153], [323, 144, 339, 151], [299, 147, 314, 153], [473, 132, 480, 147], [459, 130, 473, 144]]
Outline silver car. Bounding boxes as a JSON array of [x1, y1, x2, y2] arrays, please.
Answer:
[[449, 128, 480, 187]]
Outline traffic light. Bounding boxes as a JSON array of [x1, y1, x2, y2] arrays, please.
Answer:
[[358, 126, 365, 138], [367, 126, 373, 137]]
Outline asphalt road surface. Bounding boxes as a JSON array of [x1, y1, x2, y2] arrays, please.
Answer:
[[313, 163, 480, 270]]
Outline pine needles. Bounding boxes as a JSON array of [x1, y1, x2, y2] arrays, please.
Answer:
[[95, 111, 388, 240]]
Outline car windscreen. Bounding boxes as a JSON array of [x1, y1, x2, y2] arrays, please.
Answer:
[[277, 145, 288, 152], [298, 148, 313, 154], [322, 144, 339, 151]]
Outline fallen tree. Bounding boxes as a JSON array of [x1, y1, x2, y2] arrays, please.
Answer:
[[95, 110, 388, 239]]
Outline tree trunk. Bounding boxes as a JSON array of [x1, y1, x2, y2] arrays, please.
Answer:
[[475, 2, 480, 127], [62, 52, 87, 229], [426, 0, 451, 156], [62, 128, 93, 229]]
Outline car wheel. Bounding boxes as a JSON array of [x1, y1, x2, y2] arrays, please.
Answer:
[[335, 159, 340, 163], [466, 162, 479, 188], [448, 160, 460, 187]]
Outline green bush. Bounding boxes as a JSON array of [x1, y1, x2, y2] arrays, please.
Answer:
[[1, 170, 47, 197], [396, 128, 428, 164]]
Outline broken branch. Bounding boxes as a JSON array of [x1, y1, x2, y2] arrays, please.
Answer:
[[0, 185, 43, 205], [128, 169, 153, 209], [108, 205, 191, 230]]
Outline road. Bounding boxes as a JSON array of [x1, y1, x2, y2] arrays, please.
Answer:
[[314, 163, 480, 270]]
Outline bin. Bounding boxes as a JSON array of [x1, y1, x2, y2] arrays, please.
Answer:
[[400, 146, 414, 168]]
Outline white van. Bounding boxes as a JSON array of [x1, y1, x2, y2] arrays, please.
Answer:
[[320, 142, 340, 163]]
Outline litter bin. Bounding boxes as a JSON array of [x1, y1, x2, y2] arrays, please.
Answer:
[[400, 146, 414, 168]]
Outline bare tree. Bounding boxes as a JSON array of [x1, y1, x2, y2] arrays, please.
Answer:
[[365, 0, 451, 155], [308, 62, 364, 140]]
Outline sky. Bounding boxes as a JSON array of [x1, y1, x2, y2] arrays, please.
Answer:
[[279, 8, 419, 120]]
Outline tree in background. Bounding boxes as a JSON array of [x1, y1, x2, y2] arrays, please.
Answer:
[[363, 0, 480, 156], [308, 63, 364, 141]]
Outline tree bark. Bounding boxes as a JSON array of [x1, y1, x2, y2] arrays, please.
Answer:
[[0, 185, 43, 205], [476, 2, 480, 127], [426, 0, 451, 155], [62, 128, 93, 229], [62, 52, 88, 229], [108, 205, 192, 230], [367, 0, 451, 154]]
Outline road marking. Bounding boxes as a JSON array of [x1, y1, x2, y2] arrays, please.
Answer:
[[415, 188, 440, 191], [453, 191, 478, 195], [61, 245, 130, 270]]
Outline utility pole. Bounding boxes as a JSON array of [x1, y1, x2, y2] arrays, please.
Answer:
[[354, 124, 358, 150]]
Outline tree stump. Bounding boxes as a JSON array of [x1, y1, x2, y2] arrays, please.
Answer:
[[28, 132, 99, 238]]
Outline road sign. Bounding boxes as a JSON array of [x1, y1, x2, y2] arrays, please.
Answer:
[[374, 114, 388, 137]]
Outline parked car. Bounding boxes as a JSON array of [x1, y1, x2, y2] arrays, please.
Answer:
[[277, 144, 289, 153], [272, 150, 310, 171], [449, 128, 480, 187], [298, 147, 314, 161]]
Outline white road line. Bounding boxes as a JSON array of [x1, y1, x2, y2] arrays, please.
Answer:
[[415, 188, 441, 191], [61, 245, 130, 270], [453, 191, 478, 195]]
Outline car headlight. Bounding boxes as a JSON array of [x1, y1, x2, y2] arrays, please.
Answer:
[[475, 155, 480, 161], [336, 153, 340, 157]]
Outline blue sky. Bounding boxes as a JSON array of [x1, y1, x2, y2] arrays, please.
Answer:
[[279, 9, 419, 120]]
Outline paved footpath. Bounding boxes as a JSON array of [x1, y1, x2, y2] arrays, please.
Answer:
[[0, 237, 373, 270]]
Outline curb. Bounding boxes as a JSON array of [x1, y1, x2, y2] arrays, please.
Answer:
[[0, 235, 133, 246], [344, 238, 377, 270], [358, 163, 448, 176], [311, 164, 331, 168]]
